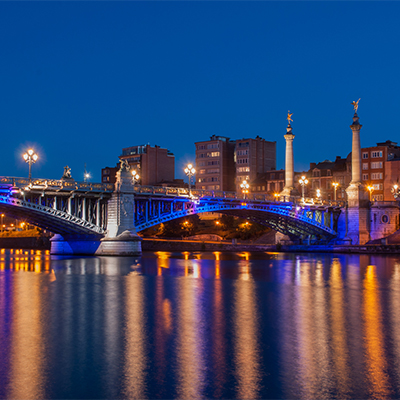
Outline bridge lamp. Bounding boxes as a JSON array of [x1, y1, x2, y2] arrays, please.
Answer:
[[332, 182, 339, 201], [131, 170, 140, 184], [240, 180, 249, 199], [316, 189, 321, 201], [391, 184, 400, 200], [23, 149, 38, 181], [299, 176, 308, 201], [184, 164, 196, 196], [367, 185, 374, 201]]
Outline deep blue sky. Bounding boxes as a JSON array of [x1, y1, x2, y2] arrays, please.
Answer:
[[1, 2, 399, 182]]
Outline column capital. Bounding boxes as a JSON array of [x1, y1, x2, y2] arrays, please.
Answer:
[[284, 133, 295, 141], [350, 113, 362, 130]]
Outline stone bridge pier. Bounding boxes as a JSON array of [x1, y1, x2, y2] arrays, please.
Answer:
[[51, 164, 142, 256]]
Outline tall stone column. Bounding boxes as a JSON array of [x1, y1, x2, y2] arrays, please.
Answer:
[[280, 117, 299, 199], [345, 108, 369, 245], [350, 113, 362, 185]]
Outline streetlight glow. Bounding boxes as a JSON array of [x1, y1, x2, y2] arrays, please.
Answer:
[[332, 182, 339, 201], [367, 185, 374, 201], [240, 180, 249, 199], [184, 163, 196, 196], [131, 170, 140, 184], [23, 148, 38, 181], [299, 175, 308, 202]]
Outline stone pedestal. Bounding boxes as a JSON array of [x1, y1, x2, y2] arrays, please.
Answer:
[[50, 162, 142, 256]]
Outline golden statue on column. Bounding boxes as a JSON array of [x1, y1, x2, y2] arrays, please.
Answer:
[[351, 98, 360, 113]]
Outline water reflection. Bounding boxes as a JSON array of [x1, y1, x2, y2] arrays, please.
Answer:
[[233, 259, 261, 399], [0, 249, 400, 399], [363, 264, 390, 398]]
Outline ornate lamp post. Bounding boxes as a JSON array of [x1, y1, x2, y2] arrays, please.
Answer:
[[240, 180, 249, 199], [332, 182, 339, 201], [23, 149, 38, 181], [316, 188, 321, 202], [391, 184, 400, 200], [131, 170, 140, 184], [299, 175, 308, 201], [184, 164, 196, 196], [367, 185, 374, 201]]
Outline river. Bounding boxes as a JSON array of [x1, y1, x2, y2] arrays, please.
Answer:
[[0, 249, 400, 399]]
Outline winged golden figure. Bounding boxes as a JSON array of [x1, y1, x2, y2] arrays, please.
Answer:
[[287, 111, 293, 124], [351, 98, 360, 113]]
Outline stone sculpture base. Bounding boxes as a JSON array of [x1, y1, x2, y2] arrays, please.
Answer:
[[95, 231, 142, 256], [50, 231, 142, 256]]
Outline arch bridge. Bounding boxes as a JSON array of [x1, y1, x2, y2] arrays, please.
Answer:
[[0, 177, 343, 247]]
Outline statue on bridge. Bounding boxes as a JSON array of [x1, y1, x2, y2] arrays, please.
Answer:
[[61, 166, 74, 181]]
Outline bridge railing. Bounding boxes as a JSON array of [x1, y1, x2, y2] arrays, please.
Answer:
[[0, 176, 114, 193], [132, 185, 346, 207]]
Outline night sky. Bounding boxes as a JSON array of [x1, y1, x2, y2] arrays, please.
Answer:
[[1, 2, 399, 183]]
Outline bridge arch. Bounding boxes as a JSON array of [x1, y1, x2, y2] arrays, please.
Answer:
[[134, 198, 339, 241]]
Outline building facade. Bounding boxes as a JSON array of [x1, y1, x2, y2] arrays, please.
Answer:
[[119, 144, 175, 186], [235, 136, 276, 192], [195, 135, 236, 191], [360, 141, 400, 201]]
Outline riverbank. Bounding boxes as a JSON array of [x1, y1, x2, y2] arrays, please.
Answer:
[[142, 238, 400, 254], [1, 236, 400, 255], [0, 236, 51, 250]]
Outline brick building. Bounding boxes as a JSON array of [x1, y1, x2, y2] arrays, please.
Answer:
[[119, 144, 175, 186], [360, 140, 400, 201], [195, 135, 236, 191], [235, 136, 276, 192], [195, 134, 276, 193]]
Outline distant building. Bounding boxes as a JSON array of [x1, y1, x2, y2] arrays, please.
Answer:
[[119, 144, 175, 186], [309, 156, 351, 200], [195, 135, 236, 191], [101, 164, 120, 184], [195, 134, 276, 193], [235, 136, 276, 192], [250, 169, 306, 197], [360, 140, 400, 201]]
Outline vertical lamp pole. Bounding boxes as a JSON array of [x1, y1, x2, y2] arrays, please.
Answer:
[[185, 164, 196, 197], [299, 175, 308, 202], [332, 182, 339, 201], [23, 149, 38, 182], [240, 180, 249, 199], [0, 214, 3, 233], [131, 170, 140, 185], [392, 184, 400, 200], [367, 185, 374, 201]]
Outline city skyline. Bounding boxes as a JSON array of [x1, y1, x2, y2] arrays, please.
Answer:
[[1, 2, 399, 182]]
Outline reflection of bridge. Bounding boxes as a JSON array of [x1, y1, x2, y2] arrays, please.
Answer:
[[0, 175, 342, 254]]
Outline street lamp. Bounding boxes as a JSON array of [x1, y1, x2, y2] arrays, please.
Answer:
[[332, 182, 339, 201], [392, 184, 400, 200], [23, 149, 38, 181], [240, 180, 249, 199], [316, 188, 321, 202], [131, 170, 140, 184], [299, 175, 308, 201], [367, 185, 374, 201], [184, 164, 196, 196]]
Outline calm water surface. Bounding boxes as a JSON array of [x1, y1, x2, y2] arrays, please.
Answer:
[[1, 249, 400, 399]]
